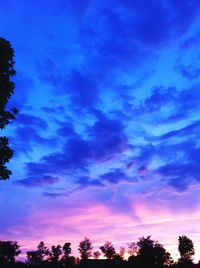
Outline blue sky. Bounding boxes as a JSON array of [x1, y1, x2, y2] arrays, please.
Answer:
[[1, 0, 200, 260]]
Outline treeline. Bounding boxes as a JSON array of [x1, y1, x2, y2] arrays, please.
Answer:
[[0, 235, 199, 268]]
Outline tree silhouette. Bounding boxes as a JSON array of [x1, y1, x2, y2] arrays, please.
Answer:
[[2, 236, 197, 268], [49, 244, 62, 264], [27, 241, 49, 265], [178, 235, 195, 263], [0, 38, 18, 180], [37, 241, 49, 259], [127, 242, 137, 256], [0, 241, 20, 265], [63, 242, 72, 259], [100, 241, 116, 259], [78, 237, 93, 260], [153, 242, 173, 267], [137, 236, 172, 268], [93, 251, 101, 259], [111, 246, 126, 262], [27, 250, 42, 266], [119, 246, 126, 259], [62, 242, 76, 266]]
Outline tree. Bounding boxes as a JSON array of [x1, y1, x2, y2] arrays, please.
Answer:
[[49, 244, 62, 264], [100, 241, 116, 259], [62, 242, 75, 266], [37, 241, 49, 259], [137, 236, 155, 267], [0, 240, 20, 265], [137, 236, 172, 268], [119, 246, 126, 259], [63, 242, 72, 259], [0, 137, 13, 180], [178, 235, 195, 263], [113, 246, 126, 262], [0, 38, 18, 180], [27, 241, 49, 265], [78, 237, 93, 260], [127, 242, 138, 256], [153, 242, 173, 267], [27, 250, 42, 266], [93, 251, 101, 259]]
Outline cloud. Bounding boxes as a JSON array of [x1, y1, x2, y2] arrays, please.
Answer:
[[177, 64, 200, 80], [89, 112, 127, 160], [8, 75, 34, 110], [136, 86, 177, 114], [100, 169, 130, 184], [158, 162, 200, 191], [76, 176, 105, 188], [155, 140, 200, 191], [133, 0, 170, 47], [67, 70, 99, 110], [15, 175, 59, 187], [56, 120, 79, 140], [160, 121, 200, 140], [23, 111, 127, 181], [42, 192, 68, 198], [15, 113, 47, 130], [134, 86, 200, 125], [9, 125, 56, 155], [25, 138, 90, 176], [41, 105, 65, 114], [167, 0, 200, 34]]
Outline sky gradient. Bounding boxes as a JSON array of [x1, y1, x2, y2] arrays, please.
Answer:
[[1, 0, 200, 261]]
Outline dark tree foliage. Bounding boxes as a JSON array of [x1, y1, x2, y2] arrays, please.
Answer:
[[48, 245, 62, 264], [37, 241, 49, 259], [27, 241, 49, 266], [62, 242, 76, 266], [0, 38, 17, 180], [0, 235, 198, 268], [119, 246, 126, 256], [93, 251, 101, 259], [78, 237, 93, 260], [62, 242, 71, 259], [153, 242, 173, 267], [178, 235, 195, 263], [100, 241, 116, 260], [0, 136, 13, 179], [112, 254, 124, 262], [0, 241, 20, 265], [127, 242, 137, 256], [27, 250, 42, 266], [137, 236, 172, 268]]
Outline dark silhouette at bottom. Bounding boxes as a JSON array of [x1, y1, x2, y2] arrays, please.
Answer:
[[0, 235, 199, 268]]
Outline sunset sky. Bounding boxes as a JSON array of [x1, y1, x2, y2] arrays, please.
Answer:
[[1, 0, 200, 261]]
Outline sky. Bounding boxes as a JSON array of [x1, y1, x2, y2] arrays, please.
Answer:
[[1, 0, 200, 261]]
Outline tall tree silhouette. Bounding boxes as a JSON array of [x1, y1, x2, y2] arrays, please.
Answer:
[[100, 241, 116, 259], [178, 235, 194, 263], [0, 241, 20, 265], [63, 242, 72, 259], [27, 250, 42, 266], [119, 246, 126, 259], [0, 38, 17, 180], [78, 237, 93, 260], [62, 242, 75, 266], [27, 241, 49, 265], [137, 236, 172, 268], [49, 244, 62, 264], [37, 241, 49, 259], [127, 242, 137, 256]]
